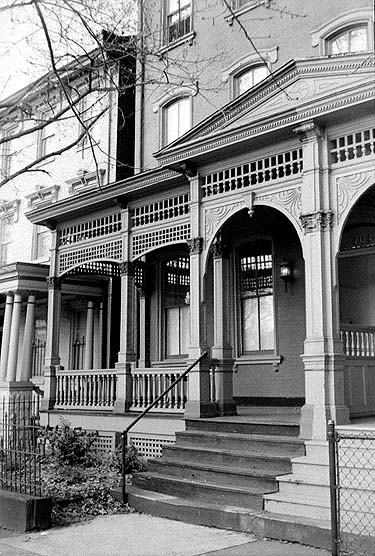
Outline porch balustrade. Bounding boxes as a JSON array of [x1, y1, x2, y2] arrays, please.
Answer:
[[129, 368, 187, 412], [341, 325, 375, 357], [55, 369, 116, 410]]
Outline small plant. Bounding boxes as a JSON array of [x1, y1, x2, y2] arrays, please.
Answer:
[[41, 419, 98, 467]]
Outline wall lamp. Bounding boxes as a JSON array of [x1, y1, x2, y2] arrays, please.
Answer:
[[280, 260, 293, 291]]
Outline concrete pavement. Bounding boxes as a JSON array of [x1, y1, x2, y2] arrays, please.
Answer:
[[0, 514, 330, 556]]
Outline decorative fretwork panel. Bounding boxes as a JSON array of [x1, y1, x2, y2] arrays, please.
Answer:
[[132, 223, 190, 258], [131, 194, 189, 228], [58, 213, 122, 246], [202, 148, 303, 198], [59, 239, 122, 274], [330, 128, 375, 164], [65, 261, 120, 278]]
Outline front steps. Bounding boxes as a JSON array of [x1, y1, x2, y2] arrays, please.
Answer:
[[119, 407, 333, 550]]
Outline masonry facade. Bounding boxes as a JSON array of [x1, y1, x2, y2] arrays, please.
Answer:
[[2, 0, 375, 530]]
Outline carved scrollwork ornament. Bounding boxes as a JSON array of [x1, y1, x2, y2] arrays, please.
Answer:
[[300, 210, 333, 233], [293, 121, 324, 142], [46, 276, 62, 290], [119, 261, 135, 276], [187, 237, 203, 255]]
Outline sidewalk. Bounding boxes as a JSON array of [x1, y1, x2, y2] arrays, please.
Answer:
[[0, 514, 330, 556]]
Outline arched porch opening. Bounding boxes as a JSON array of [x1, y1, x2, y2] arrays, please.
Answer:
[[338, 183, 375, 416], [205, 205, 306, 410]]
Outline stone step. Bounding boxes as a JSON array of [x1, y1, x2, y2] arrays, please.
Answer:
[[236, 405, 302, 420], [132, 472, 271, 509], [263, 491, 331, 522], [124, 487, 332, 551], [176, 430, 305, 456], [162, 445, 293, 473], [185, 417, 299, 437], [146, 459, 282, 490], [276, 474, 331, 502]]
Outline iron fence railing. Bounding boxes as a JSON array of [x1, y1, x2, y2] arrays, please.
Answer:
[[0, 396, 42, 496], [328, 420, 375, 556]]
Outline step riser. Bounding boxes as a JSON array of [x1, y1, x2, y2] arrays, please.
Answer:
[[162, 446, 292, 473], [147, 461, 279, 490], [133, 475, 265, 509], [264, 499, 330, 522], [277, 480, 330, 501], [176, 433, 304, 457], [185, 420, 299, 437]]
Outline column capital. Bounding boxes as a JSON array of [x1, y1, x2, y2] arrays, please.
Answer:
[[119, 261, 135, 276], [300, 210, 333, 234], [293, 121, 324, 142], [46, 276, 61, 290], [187, 237, 203, 255]]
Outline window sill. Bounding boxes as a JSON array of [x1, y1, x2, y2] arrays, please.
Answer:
[[234, 354, 282, 368], [158, 31, 196, 55], [225, 1, 270, 25]]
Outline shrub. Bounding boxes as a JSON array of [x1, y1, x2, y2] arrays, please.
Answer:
[[41, 419, 99, 467]]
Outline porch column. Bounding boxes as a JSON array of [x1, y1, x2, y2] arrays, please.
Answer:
[[6, 292, 22, 382], [42, 275, 62, 410], [211, 236, 236, 415], [295, 122, 349, 440], [84, 300, 94, 370], [114, 260, 136, 413], [94, 301, 104, 369], [19, 293, 36, 382], [0, 293, 13, 381], [185, 170, 217, 418], [138, 291, 148, 368]]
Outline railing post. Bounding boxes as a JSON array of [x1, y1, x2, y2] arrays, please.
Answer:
[[122, 430, 128, 503], [328, 420, 340, 556]]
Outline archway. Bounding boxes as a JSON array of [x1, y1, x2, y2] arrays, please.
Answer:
[[338, 184, 375, 416]]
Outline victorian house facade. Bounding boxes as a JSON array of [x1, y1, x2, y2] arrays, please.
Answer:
[[4, 0, 375, 546]]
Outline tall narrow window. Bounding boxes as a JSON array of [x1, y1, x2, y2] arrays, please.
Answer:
[[33, 225, 51, 260], [38, 119, 55, 159], [163, 256, 190, 357], [1, 136, 12, 178], [234, 65, 269, 97], [239, 242, 274, 352], [329, 25, 368, 54], [165, 0, 192, 45], [0, 218, 12, 266], [163, 97, 191, 145]]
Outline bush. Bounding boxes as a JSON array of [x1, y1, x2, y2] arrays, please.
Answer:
[[40, 421, 146, 526]]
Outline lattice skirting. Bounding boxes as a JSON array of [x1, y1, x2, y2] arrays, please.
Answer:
[[91, 431, 121, 456], [128, 433, 175, 459]]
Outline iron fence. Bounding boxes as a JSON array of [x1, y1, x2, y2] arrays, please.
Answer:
[[0, 396, 42, 496], [328, 420, 375, 556]]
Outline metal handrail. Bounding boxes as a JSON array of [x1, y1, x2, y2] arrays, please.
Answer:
[[121, 350, 208, 502]]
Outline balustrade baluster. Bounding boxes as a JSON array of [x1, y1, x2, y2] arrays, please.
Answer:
[[93, 375, 98, 406], [371, 333, 375, 357], [165, 374, 171, 408]]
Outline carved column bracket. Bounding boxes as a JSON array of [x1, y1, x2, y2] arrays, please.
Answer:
[[188, 237, 203, 255], [293, 121, 324, 142], [300, 210, 333, 233], [119, 261, 135, 276], [46, 276, 62, 290]]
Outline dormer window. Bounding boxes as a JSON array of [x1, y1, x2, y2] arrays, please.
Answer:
[[164, 0, 192, 46], [329, 25, 368, 55], [234, 65, 269, 97]]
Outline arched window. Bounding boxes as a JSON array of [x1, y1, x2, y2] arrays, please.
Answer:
[[163, 97, 191, 145], [328, 25, 368, 55], [234, 65, 269, 97]]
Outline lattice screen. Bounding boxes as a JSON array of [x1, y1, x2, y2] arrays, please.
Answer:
[[91, 432, 119, 456], [129, 434, 175, 459], [59, 239, 122, 273], [132, 223, 190, 258]]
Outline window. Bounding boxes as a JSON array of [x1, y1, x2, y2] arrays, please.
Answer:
[[234, 65, 269, 96], [238, 241, 274, 353], [1, 136, 12, 178], [163, 97, 191, 145], [328, 25, 368, 55], [33, 225, 51, 260], [78, 95, 98, 151], [164, 0, 192, 45], [0, 218, 12, 266], [38, 119, 55, 159], [163, 257, 190, 357]]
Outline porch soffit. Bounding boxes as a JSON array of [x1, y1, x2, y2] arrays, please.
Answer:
[[155, 54, 375, 166]]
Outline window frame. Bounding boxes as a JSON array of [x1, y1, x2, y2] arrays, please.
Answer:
[[163, 0, 193, 47], [162, 96, 192, 146], [32, 225, 51, 262], [234, 239, 277, 358], [233, 64, 270, 97], [327, 25, 369, 56], [0, 216, 13, 267]]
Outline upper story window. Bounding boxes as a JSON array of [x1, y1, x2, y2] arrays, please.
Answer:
[[238, 241, 274, 353], [32, 225, 51, 261], [234, 65, 269, 96], [164, 0, 192, 45], [1, 134, 13, 179], [328, 25, 368, 55], [38, 118, 56, 159], [0, 218, 12, 267], [163, 97, 191, 145]]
